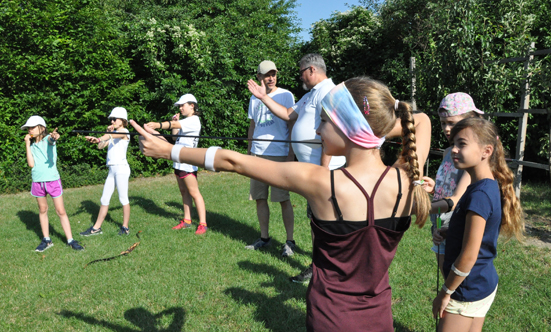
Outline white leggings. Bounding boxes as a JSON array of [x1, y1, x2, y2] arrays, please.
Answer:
[[100, 164, 131, 206]]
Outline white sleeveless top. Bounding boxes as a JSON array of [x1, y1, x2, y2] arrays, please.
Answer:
[[106, 128, 130, 166]]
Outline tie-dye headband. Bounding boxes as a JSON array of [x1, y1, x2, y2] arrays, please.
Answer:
[[321, 83, 385, 149]]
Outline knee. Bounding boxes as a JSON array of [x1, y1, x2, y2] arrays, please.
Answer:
[[55, 208, 67, 218], [39, 206, 49, 215]]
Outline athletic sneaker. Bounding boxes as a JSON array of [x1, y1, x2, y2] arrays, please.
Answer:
[[195, 224, 207, 235], [80, 226, 102, 236], [245, 237, 272, 250], [67, 240, 84, 251], [290, 264, 313, 283], [173, 220, 193, 230], [35, 238, 53, 252], [281, 240, 296, 257], [118, 226, 130, 235]]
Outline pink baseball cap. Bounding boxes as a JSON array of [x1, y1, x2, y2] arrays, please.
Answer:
[[438, 92, 484, 117]]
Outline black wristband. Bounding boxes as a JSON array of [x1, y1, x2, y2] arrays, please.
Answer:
[[168, 121, 172, 130], [443, 198, 454, 212], [159, 122, 163, 130]]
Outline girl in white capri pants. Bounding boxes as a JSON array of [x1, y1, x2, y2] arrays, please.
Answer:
[[80, 107, 132, 236]]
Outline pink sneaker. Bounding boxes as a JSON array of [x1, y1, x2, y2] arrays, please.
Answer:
[[195, 224, 207, 235], [172, 219, 192, 230]]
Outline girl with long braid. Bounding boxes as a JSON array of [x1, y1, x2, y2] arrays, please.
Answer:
[[432, 118, 524, 332], [131, 77, 431, 331]]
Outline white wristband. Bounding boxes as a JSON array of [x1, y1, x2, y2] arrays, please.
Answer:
[[171, 145, 184, 163], [442, 284, 455, 295], [451, 263, 470, 277], [204, 146, 221, 171]]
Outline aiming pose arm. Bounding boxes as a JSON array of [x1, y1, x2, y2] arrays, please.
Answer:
[[131, 120, 321, 198], [432, 211, 485, 319]]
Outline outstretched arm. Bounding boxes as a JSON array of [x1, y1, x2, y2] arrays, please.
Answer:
[[130, 120, 320, 198], [247, 80, 297, 121]]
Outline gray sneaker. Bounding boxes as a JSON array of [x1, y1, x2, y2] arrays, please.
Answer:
[[281, 240, 296, 257], [245, 238, 271, 250], [290, 264, 313, 283]]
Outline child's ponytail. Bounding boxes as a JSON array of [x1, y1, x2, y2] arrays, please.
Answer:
[[397, 101, 430, 227]]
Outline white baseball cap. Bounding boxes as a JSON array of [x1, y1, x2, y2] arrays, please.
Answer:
[[174, 94, 198, 106], [108, 107, 128, 120], [21, 115, 47, 130]]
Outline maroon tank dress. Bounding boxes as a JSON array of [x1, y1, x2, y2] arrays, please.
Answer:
[[306, 166, 411, 332]]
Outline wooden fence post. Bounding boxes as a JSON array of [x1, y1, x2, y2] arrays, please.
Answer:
[[514, 42, 535, 198]]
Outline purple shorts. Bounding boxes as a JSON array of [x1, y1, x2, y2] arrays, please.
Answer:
[[31, 179, 63, 198], [174, 169, 197, 179]]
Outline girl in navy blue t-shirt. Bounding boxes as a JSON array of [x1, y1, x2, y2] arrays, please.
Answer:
[[432, 118, 524, 332]]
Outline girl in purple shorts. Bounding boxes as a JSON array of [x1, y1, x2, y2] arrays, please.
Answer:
[[22, 116, 84, 252]]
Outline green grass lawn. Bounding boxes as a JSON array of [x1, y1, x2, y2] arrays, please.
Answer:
[[1, 173, 550, 331]]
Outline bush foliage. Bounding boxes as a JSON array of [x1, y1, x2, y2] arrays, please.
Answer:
[[0, 0, 301, 193], [2, 0, 550, 193], [305, 0, 550, 179]]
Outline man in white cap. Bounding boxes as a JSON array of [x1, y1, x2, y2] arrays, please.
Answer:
[[245, 60, 296, 257], [247, 54, 346, 282]]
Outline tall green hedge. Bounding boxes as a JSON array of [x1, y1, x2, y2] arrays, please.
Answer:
[[0, 0, 301, 193]]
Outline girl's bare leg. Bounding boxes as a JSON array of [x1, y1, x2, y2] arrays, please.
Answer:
[[93, 205, 109, 229], [176, 175, 192, 221], [36, 197, 50, 238], [183, 175, 206, 225], [52, 195, 73, 240]]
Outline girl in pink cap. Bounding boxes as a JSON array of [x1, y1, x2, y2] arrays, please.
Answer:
[[422, 92, 484, 276], [145, 94, 208, 235]]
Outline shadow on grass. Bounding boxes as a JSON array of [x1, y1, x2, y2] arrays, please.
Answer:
[[17, 210, 65, 241], [72, 199, 118, 226], [165, 201, 198, 220], [206, 211, 311, 272], [393, 322, 416, 332], [225, 261, 306, 332], [131, 196, 180, 222], [58, 307, 185, 331]]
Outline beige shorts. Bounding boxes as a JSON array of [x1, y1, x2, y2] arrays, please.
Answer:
[[249, 154, 290, 202], [445, 285, 498, 318]]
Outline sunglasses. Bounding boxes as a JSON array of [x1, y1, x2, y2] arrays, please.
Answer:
[[109, 118, 119, 122], [299, 66, 312, 75]]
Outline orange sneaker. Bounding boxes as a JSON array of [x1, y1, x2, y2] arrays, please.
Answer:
[[172, 219, 192, 230], [195, 224, 207, 235]]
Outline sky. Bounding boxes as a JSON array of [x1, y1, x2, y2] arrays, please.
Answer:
[[293, 0, 364, 41]]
